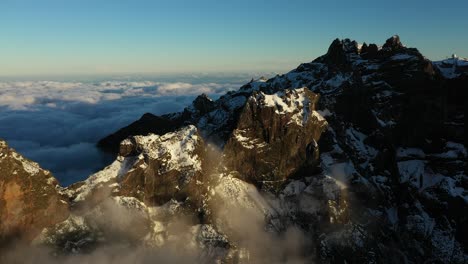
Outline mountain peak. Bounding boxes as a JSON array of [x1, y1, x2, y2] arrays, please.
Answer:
[[316, 35, 416, 64], [191, 93, 215, 115], [323, 38, 359, 65], [383, 34, 404, 51]]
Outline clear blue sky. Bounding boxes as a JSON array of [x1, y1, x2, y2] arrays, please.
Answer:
[[1, 0, 467, 76]]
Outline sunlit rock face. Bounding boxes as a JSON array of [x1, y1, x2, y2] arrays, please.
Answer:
[[223, 88, 327, 190], [0, 140, 69, 241]]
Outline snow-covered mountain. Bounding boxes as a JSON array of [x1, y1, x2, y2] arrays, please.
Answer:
[[1, 35, 466, 263]]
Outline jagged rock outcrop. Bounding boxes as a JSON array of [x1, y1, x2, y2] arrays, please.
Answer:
[[360, 43, 379, 59], [117, 125, 206, 205], [382, 35, 404, 51], [31, 126, 227, 256], [322, 38, 359, 66], [67, 125, 206, 207], [0, 140, 69, 242], [188, 93, 216, 117], [1, 35, 466, 263], [265, 35, 466, 263], [223, 88, 327, 189], [91, 34, 466, 263]]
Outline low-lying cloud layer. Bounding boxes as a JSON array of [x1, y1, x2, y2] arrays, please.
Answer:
[[0, 79, 243, 185]]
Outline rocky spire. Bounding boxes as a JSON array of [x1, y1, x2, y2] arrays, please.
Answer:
[[322, 38, 359, 65], [192, 93, 215, 116], [382, 35, 404, 51]]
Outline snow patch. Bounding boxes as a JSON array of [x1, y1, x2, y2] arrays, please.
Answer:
[[224, 96, 247, 111], [232, 129, 266, 150], [133, 125, 202, 172], [317, 109, 332, 117], [398, 160, 425, 188], [214, 174, 273, 214], [325, 74, 349, 88], [71, 157, 132, 201], [345, 127, 377, 160], [11, 152, 41, 175], [257, 88, 324, 127]]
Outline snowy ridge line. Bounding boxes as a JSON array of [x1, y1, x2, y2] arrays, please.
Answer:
[[65, 125, 203, 202]]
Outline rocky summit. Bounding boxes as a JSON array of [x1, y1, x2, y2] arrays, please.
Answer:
[[223, 88, 328, 190], [0, 35, 466, 263]]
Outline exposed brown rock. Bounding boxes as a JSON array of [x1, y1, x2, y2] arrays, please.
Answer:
[[0, 140, 69, 241], [223, 88, 327, 190]]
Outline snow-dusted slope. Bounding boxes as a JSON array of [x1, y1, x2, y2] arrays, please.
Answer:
[[127, 125, 203, 172], [433, 56, 468, 79], [65, 125, 205, 205], [1, 35, 466, 263]]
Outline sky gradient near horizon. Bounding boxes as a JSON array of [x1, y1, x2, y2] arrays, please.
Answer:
[[1, 0, 467, 76]]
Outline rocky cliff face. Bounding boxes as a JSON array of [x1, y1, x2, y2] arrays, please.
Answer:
[[1, 35, 466, 263], [117, 125, 206, 206], [65, 125, 206, 207], [0, 140, 69, 242], [223, 88, 327, 190], [28, 126, 226, 257]]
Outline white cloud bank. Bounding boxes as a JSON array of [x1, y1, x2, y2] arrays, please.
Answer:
[[0, 80, 242, 185], [0, 81, 239, 110]]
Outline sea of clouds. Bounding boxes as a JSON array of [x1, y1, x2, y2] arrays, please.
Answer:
[[0, 77, 249, 185]]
